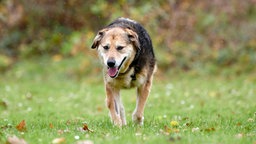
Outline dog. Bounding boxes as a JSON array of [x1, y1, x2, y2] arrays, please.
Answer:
[[91, 17, 156, 126]]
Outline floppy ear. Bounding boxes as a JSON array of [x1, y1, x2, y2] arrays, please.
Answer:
[[125, 28, 140, 50], [91, 29, 107, 49]]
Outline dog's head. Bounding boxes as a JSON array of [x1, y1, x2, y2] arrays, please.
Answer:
[[91, 27, 140, 78]]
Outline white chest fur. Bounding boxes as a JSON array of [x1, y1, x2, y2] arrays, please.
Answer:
[[104, 67, 146, 89]]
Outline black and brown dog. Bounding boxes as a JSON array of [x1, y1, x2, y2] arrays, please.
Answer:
[[91, 17, 156, 126]]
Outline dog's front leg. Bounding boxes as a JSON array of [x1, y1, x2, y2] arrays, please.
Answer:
[[105, 84, 122, 126], [115, 94, 127, 126], [132, 77, 153, 125]]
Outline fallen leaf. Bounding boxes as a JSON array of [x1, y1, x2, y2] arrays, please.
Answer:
[[236, 122, 242, 126], [76, 140, 94, 144], [97, 106, 103, 112], [164, 125, 171, 134], [7, 135, 27, 144], [192, 127, 200, 132], [184, 122, 192, 127], [247, 118, 254, 122], [57, 130, 64, 135], [57, 129, 70, 135], [52, 137, 65, 144], [52, 54, 63, 62], [235, 133, 243, 138], [25, 92, 33, 100], [162, 125, 179, 134], [159, 129, 169, 135], [82, 123, 93, 132], [66, 120, 71, 125], [49, 123, 54, 129], [16, 120, 26, 132], [172, 128, 180, 133], [0, 100, 8, 109], [209, 91, 219, 97], [204, 127, 215, 132]]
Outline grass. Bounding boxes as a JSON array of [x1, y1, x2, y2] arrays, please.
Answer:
[[0, 56, 255, 144]]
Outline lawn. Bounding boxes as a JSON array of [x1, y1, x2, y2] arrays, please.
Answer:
[[0, 56, 255, 144]]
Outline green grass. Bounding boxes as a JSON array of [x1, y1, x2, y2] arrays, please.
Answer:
[[0, 56, 255, 144]]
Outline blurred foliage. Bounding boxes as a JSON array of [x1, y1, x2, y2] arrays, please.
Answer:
[[0, 0, 256, 74]]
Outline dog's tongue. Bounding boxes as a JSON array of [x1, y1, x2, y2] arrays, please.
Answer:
[[108, 67, 118, 77]]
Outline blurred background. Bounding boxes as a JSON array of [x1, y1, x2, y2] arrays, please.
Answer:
[[0, 0, 256, 77]]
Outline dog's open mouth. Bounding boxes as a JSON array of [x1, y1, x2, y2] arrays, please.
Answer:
[[108, 57, 127, 78]]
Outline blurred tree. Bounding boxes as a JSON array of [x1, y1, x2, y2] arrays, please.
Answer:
[[0, 0, 255, 73]]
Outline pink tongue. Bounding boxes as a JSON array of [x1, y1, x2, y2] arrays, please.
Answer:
[[108, 67, 118, 77]]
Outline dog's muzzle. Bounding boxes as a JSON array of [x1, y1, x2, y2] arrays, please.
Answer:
[[107, 57, 127, 78]]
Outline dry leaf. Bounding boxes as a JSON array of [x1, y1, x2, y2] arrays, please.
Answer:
[[97, 106, 103, 112], [49, 123, 54, 129], [192, 127, 200, 132], [57, 129, 64, 135], [161, 125, 180, 135], [16, 120, 26, 132], [236, 122, 242, 126], [7, 135, 27, 144], [66, 120, 71, 125], [0, 100, 8, 109], [235, 133, 243, 138], [76, 140, 94, 144], [82, 123, 93, 132], [172, 128, 180, 133], [185, 122, 192, 127], [247, 118, 254, 122], [204, 127, 215, 132], [52, 137, 65, 144], [58, 129, 70, 135], [164, 125, 171, 134], [52, 54, 63, 62]]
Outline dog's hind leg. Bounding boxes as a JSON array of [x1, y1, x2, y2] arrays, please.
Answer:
[[132, 75, 153, 125], [105, 84, 123, 126]]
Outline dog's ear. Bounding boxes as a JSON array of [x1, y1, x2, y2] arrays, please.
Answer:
[[91, 29, 107, 49], [125, 28, 140, 50]]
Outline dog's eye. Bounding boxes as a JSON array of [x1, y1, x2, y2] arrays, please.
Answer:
[[103, 46, 109, 50], [117, 46, 124, 51]]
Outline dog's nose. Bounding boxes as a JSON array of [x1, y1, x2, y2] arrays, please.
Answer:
[[107, 59, 116, 67]]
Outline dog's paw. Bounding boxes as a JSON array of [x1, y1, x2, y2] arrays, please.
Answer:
[[132, 113, 144, 126], [112, 117, 123, 127], [121, 118, 127, 126]]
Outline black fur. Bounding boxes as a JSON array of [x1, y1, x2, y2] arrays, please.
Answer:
[[106, 18, 156, 78]]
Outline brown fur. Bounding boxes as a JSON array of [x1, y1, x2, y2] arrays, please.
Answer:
[[91, 18, 156, 126]]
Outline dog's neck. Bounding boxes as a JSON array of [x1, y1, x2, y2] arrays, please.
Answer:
[[118, 66, 136, 80], [118, 49, 141, 80]]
